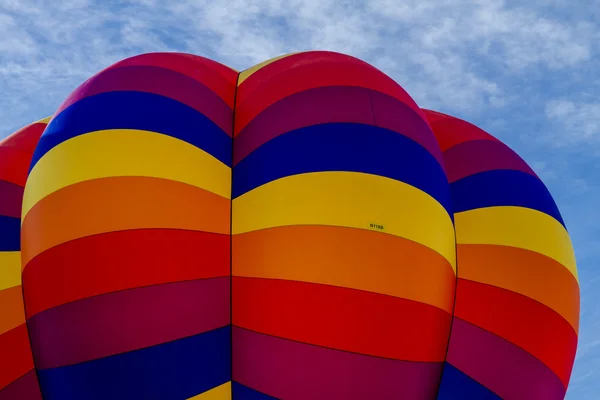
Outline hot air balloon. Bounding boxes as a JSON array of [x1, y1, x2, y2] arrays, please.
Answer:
[[0, 51, 578, 400]]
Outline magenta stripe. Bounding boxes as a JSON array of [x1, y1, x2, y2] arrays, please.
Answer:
[[232, 327, 442, 399], [0, 180, 24, 218], [53, 65, 233, 135], [28, 277, 230, 370], [446, 318, 566, 400], [234, 86, 374, 164], [370, 90, 445, 170], [442, 139, 538, 183], [0, 370, 42, 400]]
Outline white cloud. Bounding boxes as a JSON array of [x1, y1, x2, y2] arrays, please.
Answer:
[[545, 99, 600, 146]]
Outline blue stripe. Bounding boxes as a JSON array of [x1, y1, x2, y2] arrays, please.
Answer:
[[451, 169, 565, 226], [436, 363, 501, 400], [37, 326, 231, 400], [232, 123, 452, 217], [232, 382, 277, 399], [0, 216, 20, 251], [30, 91, 232, 171]]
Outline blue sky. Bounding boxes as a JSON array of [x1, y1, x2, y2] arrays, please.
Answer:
[[1, 0, 598, 397]]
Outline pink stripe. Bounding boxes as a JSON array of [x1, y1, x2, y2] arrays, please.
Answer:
[[370, 91, 445, 170], [0, 180, 23, 218], [0, 370, 42, 400], [28, 277, 230, 369], [53, 65, 233, 135], [232, 327, 443, 399], [446, 318, 566, 400], [233, 86, 373, 165], [442, 139, 538, 183]]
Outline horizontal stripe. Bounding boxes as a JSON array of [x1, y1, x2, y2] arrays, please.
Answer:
[[187, 381, 231, 399], [370, 90, 445, 169], [23, 229, 229, 317], [232, 277, 452, 362], [52, 65, 232, 134], [24, 129, 231, 218], [233, 123, 451, 215], [0, 180, 24, 218], [235, 51, 424, 135], [0, 216, 20, 251], [232, 225, 455, 312], [422, 109, 499, 152], [0, 119, 48, 152], [37, 326, 231, 400], [232, 171, 456, 269], [231, 382, 275, 399], [232, 327, 443, 399], [106, 53, 238, 107], [32, 91, 232, 171], [0, 148, 33, 187], [29, 277, 230, 369], [457, 244, 579, 331], [237, 53, 295, 85], [234, 86, 444, 169], [451, 170, 564, 225], [453, 279, 577, 386], [0, 325, 35, 391], [436, 363, 501, 400], [0, 370, 42, 400], [442, 139, 537, 182], [0, 252, 21, 291], [447, 318, 566, 399], [455, 206, 576, 279], [0, 286, 25, 335], [22, 177, 230, 266]]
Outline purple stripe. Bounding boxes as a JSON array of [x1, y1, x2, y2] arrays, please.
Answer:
[[0, 370, 42, 400], [446, 318, 566, 400], [55, 65, 233, 135], [28, 277, 230, 370], [0, 180, 23, 218], [232, 327, 442, 399], [234, 86, 374, 164], [442, 139, 538, 183], [370, 90, 446, 170]]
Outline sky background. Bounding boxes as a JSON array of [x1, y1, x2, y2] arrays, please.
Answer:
[[1, 0, 598, 398]]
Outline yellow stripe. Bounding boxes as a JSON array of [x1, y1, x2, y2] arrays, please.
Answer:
[[233, 171, 456, 269], [238, 53, 298, 85], [23, 129, 231, 219], [0, 252, 21, 291], [187, 382, 231, 399], [455, 206, 577, 280], [35, 116, 52, 124]]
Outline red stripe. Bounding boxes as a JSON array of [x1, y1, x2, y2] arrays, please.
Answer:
[[56, 52, 238, 115], [0, 148, 34, 187], [453, 279, 577, 386], [0, 325, 35, 391], [28, 277, 230, 369], [0, 370, 42, 400], [235, 51, 424, 135], [23, 229, 230, 318], [232, 277, 451, 362], [0, 122, 46, 154], [422, 109, 499, 152]]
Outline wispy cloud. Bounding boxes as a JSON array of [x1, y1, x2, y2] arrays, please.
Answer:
[[1, 0, 599, 398]]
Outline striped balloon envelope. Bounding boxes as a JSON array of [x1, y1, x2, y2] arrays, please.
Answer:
[[0, 50, 578, 400]]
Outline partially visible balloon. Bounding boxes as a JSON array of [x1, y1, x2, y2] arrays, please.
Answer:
[[0, 117, 49, 400], [424, 110, 579, 400]]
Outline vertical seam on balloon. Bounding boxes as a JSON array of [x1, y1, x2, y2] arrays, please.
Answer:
[[230, 71, 240, 392]]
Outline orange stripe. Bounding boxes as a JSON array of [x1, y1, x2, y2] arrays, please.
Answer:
[[22, 176, 231, 267], [0, 287, 25, 335], [233, 225, 455, 312], [457, 244, 579, 332]]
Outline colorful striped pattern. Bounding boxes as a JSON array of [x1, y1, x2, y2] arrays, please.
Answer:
[[231, 51, 456, 399], [0, 118, 48, 400], [21, 53, 237, 400], [9, 51, 579, 399], [424, 110, 579, 400]]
